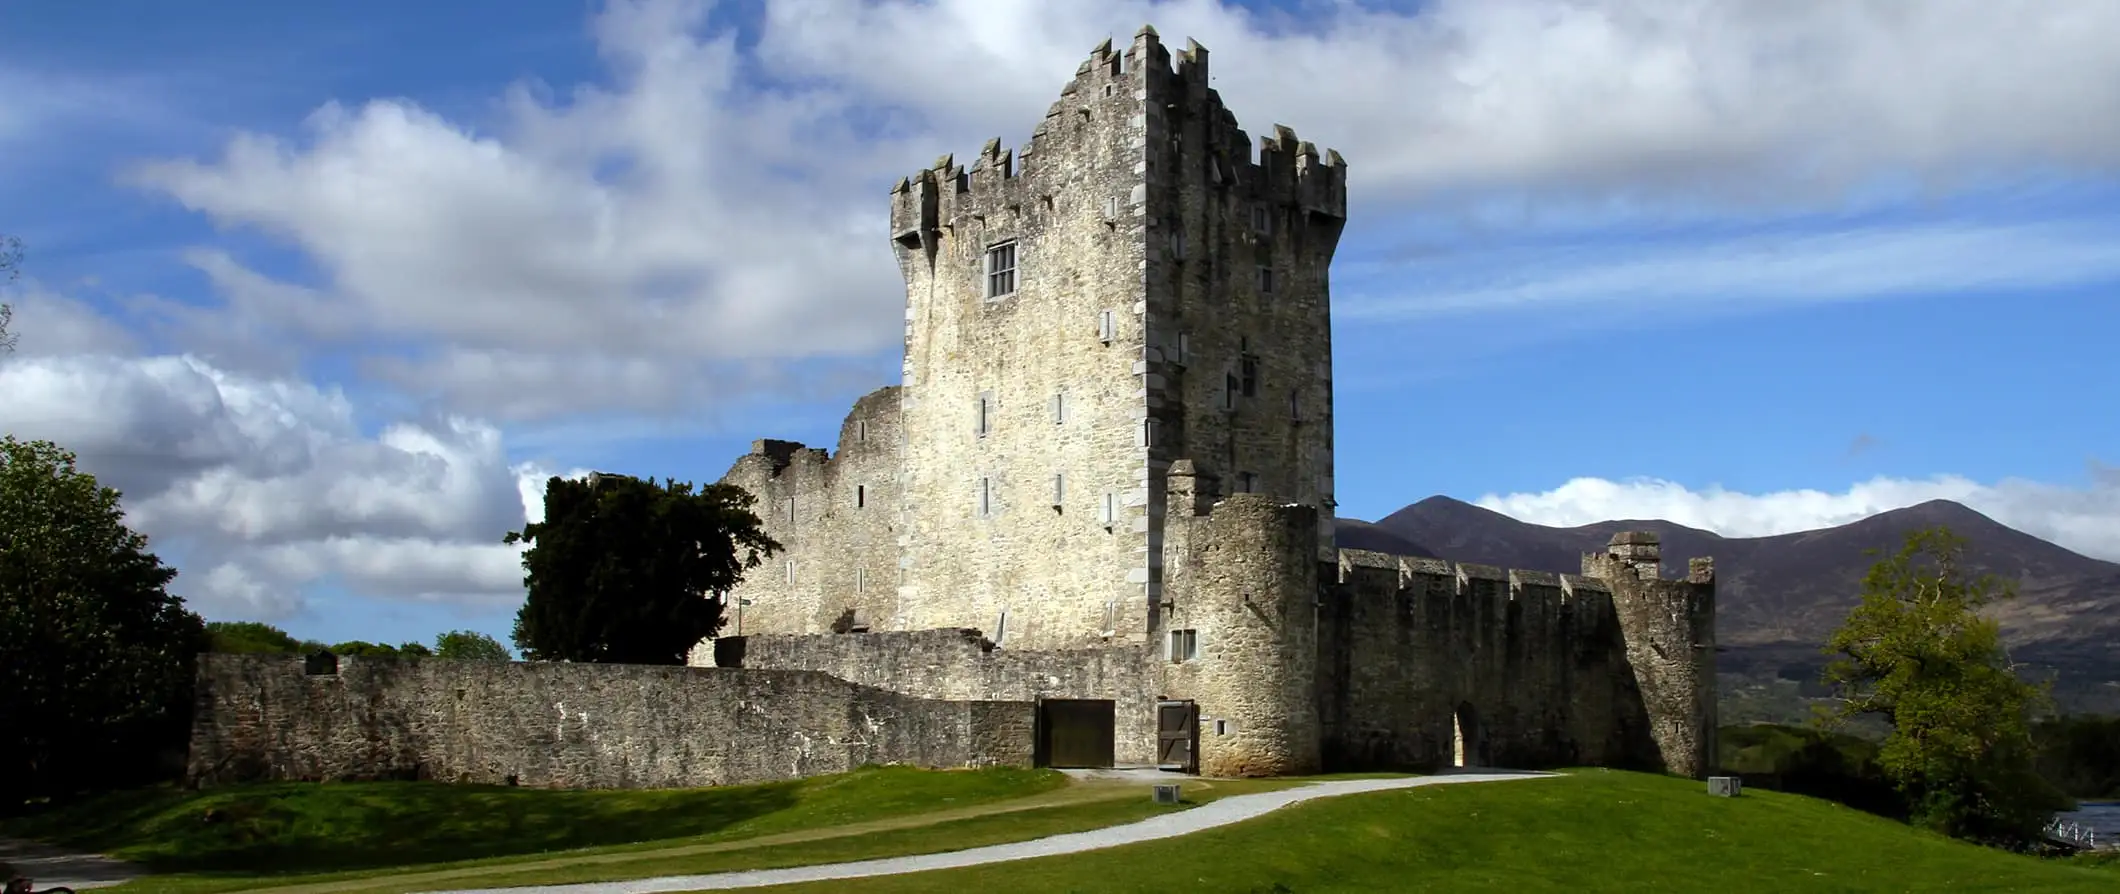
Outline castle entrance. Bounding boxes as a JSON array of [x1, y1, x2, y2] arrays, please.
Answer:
[[1452, 702, 1486, 768], [1155, 700, 1199, 774], [1035, 698, 1115, 768]]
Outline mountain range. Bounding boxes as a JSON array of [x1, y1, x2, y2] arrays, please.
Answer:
[[1334, 497, 2120, 700]]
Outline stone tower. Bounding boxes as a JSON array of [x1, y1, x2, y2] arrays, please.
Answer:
[[888, 27, 1347, 651], [1584, 532, 1719, 778]]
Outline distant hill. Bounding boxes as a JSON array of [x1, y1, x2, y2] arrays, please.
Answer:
[[1332, 497, 2120, 682]]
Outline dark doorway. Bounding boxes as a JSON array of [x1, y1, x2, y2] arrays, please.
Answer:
[[1035, 699, 1116, 768], [1156, 700, 1199, 774], [1452, 701, 1485, 768]]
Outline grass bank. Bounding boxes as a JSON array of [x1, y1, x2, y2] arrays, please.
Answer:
[[751, 770, 2118, 893], [0, 765, 1063, 875]]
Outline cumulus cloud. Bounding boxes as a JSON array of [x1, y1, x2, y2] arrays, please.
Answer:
[[121, 0, 2120, 420], [1476, 469, 2120, 562], [0, 351, 549, 620]]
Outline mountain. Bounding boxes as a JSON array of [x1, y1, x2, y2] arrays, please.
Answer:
[[1335, 497, 2120, 661]]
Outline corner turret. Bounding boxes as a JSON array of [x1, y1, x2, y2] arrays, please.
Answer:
[[1584, 532, 1717, 778]]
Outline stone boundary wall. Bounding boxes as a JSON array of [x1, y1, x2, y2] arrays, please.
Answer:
[[714, 629, 1160, 766], [186, 653, 1034, 790], [1318, 548, 1659, 773]]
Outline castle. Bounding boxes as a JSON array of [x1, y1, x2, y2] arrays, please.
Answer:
[[690, 27, 1719, 779]]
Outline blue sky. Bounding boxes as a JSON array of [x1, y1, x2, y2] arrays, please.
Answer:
[[3, 0, 2117, 652]]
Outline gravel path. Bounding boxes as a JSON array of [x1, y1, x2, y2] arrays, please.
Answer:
[[0, 837, 143, 891], [424, 770, 1552, 894]]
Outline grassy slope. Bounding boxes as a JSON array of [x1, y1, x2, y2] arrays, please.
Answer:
[[0, 766, 1063, 874], [753, 770, 2118, 894]]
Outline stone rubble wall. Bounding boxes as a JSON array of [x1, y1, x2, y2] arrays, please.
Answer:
[[185, 653, 1033, 790]]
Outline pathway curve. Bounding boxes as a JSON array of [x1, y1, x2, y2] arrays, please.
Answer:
[[424, 771, 1552, 894], [0, 837, 142, 891]]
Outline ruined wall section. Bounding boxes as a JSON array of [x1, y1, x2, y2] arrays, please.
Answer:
[[187, 653, 1032, 790], [720, 630, 1159, 767], [1316, 548, 1656, 773], [1588, 532, 1719, 778], [888, 32, 1169, 650], [1143, 36, 1346, 573], [712, 387, 904, 637], [1155, 486, 1322, 776]]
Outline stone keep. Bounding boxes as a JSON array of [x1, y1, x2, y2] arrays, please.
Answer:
[[697, 27, 1716, 781]]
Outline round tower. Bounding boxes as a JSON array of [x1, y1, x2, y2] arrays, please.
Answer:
[[1183, 494, 1321, 776]]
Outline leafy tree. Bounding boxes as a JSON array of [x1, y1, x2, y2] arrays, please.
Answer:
[[508, 473, 778, 664], [1821, 526, 2069, 848], [434, 629, 511, 661], [328, 640, 401, 658], [397, 641, 434, 657], [0, 436, 208, 805], [206, 620, 324, 654]]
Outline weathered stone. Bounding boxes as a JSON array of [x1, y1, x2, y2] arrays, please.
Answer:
[[186, 654, 1032, 789]]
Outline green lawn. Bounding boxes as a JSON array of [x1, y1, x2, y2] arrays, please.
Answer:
[[746, 770, 2119, 894], [0, 765, 1064, 875]]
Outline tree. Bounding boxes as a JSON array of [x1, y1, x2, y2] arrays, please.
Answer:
[[508, 473, 778, 664], [206, 620, 324, 654], [0, 436, 208, 805], [1821, 526, 2069, 848], [434, 629, 511, 661]]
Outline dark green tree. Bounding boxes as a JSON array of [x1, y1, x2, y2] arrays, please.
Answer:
[[0, 436, 208, 804], [434, 629, 511, 661], [206, 620, 322, 654], [1821, 526, 2069, 848], [328, 640, 401, 657], [397, 641, 433, 657], [508, 473, 777, 664]]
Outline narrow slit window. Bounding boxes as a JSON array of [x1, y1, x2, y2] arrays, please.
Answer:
[[977, 392, 992, 436], [785, 560, 797, 584], [1240, 354, 1259, 397], [1141, 418, 1158, 448], [985, 241, 1018, 299], [1252, 204, 1272, 235], [856, 566, 867, 593], [855, 420, 868, 442], [856, 484, 867, 508], [786, 497, 796, 524], [1236, 471, 1258, 494], [1098, 309, 1116, 344], [1051, 391, 1067, 424], [1221, 374, 1239, 410], [1052, 472, 1067, 507], [1257, 265, 1274, 294], [1100, 491, 1117, 526], [978, 476, 993, 517]]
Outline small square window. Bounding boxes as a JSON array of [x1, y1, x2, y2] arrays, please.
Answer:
[[985, 241, 1018, 299], [1251, 204, 1272, 235], [1236, 471, 1258, 493], [1169, 628, 1199, 663]]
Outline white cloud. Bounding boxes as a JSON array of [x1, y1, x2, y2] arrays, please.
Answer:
[[122, 0, 2120, 420], [0, 351, 546, 620], [1476, 470, 2120, 562], [1339, 218, 2120, 321]]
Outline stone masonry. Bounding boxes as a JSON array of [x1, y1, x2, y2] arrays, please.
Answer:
[[691, 26, 1719, 780]]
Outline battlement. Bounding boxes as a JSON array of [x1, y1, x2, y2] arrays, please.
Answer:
[[1580, 531, 1716, 585], [887, 25, 1347, 253], [1335, 548, 1615, 613]]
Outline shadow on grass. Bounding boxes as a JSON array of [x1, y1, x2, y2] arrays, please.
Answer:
[[4, 765, 1068, 879]]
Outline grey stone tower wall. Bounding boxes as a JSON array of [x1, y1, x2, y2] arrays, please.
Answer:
[[1158, 475, 1322, 777], [1143, 36, 1346, 574], [887, 33, 1169, 650], [702, 387, 904, 641], [1586, 532, 1719, 778]]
